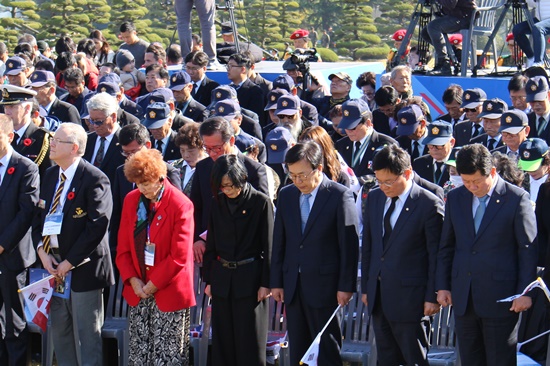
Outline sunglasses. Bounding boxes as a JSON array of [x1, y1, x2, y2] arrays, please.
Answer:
[[464, 108, 478, 113]]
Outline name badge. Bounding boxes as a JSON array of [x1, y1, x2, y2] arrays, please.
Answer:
[[145, 243, 156, 266], [42, 213, 63, 236]]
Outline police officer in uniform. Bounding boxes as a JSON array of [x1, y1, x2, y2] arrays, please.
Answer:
[[0, 85, 52, 177]]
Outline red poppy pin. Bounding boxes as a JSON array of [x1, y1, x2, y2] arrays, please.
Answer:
[[67, 192, 75, 200], [23, 138, 32, 147], [7, 167, 15, 175]]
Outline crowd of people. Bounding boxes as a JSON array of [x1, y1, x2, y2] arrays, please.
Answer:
[[2, 16, 550, 366]]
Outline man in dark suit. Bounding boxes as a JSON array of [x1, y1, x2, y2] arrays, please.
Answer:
[[362, 145, 443, 366], [271, 141, 359, 366], [0, 114, 39, 366], [395, 104, 430, 161], [413, 121, 455, 187], [372, 85, 400, 137], [190, 117, 269, 265], [470, 98, 507, 151], [436, 144, 537, 365], [110, 124, 181, 256], [169, 70, 209, 122], [1, 85, 53, 177], [29, 70, 81, 124], [525, 76, 550, 145], [34, 122, 114, 365], [227, 53, 266, 126], [453, 88, 486, 147], [437, 84, 466, 126], [336, 99, 397, 185], [82, 92, 125, 185], [184, 51, 219, 108], [141, 102, 181, 162]]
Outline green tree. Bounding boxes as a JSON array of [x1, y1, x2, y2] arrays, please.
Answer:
[[336, 0, 381, 59], [371, 0, 416, 45], [146, 0, 178, 46], [0, 0, 41, 49], [109, 0, 150, 45], [298, 0, 342, 32], [278, 0, 303, 41], [38, 0, 90, 40], [246, 0, 281, 48]]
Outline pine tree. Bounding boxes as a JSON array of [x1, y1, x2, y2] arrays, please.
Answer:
[[146, 0, 178, 46], [246, 0, 281, 48], [278, 0, 303, 41], [109, 0, 150, 45], [38, 0, 90, 40], [0, 0, 41, 49]]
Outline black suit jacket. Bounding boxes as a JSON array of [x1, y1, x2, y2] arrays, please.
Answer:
[[154, 131, 180, 162], [0, 151, 39, 271], [413, 154, 450, 187], [528, 112, 550, 145], [193, 76, 220, 108], [190, 152, 269, 242], [437, 112, 466, 126], [362, 183, 444, 321], [241, 114, 263, 140], [33, 159, 115, 291], [13, 123, 53, 177], [413, 173, 445, 201], [236, 79, 266, 126], [336, 130, 397, 179], [536, 182, 550, 270], [469, 133, 504, 150], [110, 162, 181, 255], [396, 135, 429, 158], [48, 98, 81, 124], [372, 109, 396, 137], [270, 176, 359, 307], [179, 98, 209, 122], [453, 120, 484, 147], [83, 129, 125, 185], [120, 97, 143, 119]]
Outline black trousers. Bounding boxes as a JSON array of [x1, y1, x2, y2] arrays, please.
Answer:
[[455, 290, 519, 366], [0, 269, 28, 366]]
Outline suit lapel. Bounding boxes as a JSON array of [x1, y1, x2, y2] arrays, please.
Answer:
[[62, 160, 85, 216], [458, 187, 476, 241], [0, 153, 19, 202], [341, 139, 353, 166], [289, 188, 303, 238], [383, 184, 419, 253], [474, 178, 506, 240], [16, 124, 37, 153], [374, 191, 386, 249], [302, 179, 331, 238], [100, 130, 120, 168]]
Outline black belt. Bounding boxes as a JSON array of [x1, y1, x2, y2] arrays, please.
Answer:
[[217, 256, 257, 269]]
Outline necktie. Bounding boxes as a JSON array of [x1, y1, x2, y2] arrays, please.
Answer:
[[11, 132, 19, 147], [474, 195, 489, 234], [383, 196, 399, 247], [487, 138, 496, 151], [42, 173, 67, 254], [435, 162, 443, 183], [93, 137, 106, 167], [352, 141, 361, 167], [156, 140, 164, 153], [508, 150, 518, 160], [191, 83, 197, 96], [179, 164, 187, 190], [300, 193, 312, 233], [472, 124, 483, 138], [538, 116, 547, 136], [411, 141, 420, 161]]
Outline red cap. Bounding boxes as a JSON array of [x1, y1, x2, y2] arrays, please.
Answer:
[[449, 34, 463, 45], [392, 29, 406, 41], [290, 29, 309, 40], [506, 33, 514, 42]]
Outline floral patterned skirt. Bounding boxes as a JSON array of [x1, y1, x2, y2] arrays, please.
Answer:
[[128, 297, 190, 365]]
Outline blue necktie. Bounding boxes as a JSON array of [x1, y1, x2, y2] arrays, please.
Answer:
[[300, 193, 312, 233], [474, 195, 488, 234]]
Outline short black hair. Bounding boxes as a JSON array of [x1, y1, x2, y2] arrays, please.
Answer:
[[456, 144, 493, 176], [491, 152, 524, 187], [374, 86, 399, 107], [284, 141, 323, 170], [442, 84, 463, 105], [101, 62, 120, 75], [55, 36, 76, 55], [184, 51, 209, 67], [35, 59, 54, 72], [508, 73, 528, 92], [63, 67, 84, 85], [120, 21, 136, 33], [56, 52, 76, 72], [229, 53, 252, 69], [372, 144, 411, 176], [210, 154, 248, 199], [77, 38, 97, 59], [145, 64, 169, 80], [356, 71, 376, 89], [166, 44, 183, 64], [146, 43, 166, 63], [119, 124, 151, 146], [199, 117, 235, 142], [14, 43, 33, 61]]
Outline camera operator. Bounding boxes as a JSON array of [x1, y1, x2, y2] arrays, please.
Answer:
[[421, 0, 477, 76]]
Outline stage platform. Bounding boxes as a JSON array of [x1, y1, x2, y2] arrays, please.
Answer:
[[202, 60, 516, 118]]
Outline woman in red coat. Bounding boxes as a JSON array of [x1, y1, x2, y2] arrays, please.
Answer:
[[116, 148, 195, 365]]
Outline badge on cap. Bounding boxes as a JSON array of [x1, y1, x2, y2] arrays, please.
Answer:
[[343, 110, 349, 116], [523, 151, 530, 158], [218, 106, 225, 113], [2, 89, 9, 98], [149, 111, 156, 118], [216, 91, 222, 98], [465, 94, 471, 100], [101, 87, 106, 93], [270, 95, 276, 102], [487, 103, 492, 110], [172, 76, 177, 83], [398, 35, 403, 40], [506, 116, 512, 123], [401, 118, 407, 124], [32, 74, 38, 80], [432, 127, 440, 135], [7, 62, 13, 68], [271, 144, 277, 151], [531, 84, 537, 91], [282, 101, 288, 107]]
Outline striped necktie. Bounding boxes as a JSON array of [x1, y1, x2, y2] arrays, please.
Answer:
[[42, 173, 67, 254]]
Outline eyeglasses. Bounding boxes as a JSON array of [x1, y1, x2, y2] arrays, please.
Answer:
[[288, 169, 316, 182], [278, 114, 296, 120], [204, 143, 226, 154], [50, 137, 74, 145], [375, 176, 401, 188], [89, 117, 107, 126], [362, 91, 375, 97], [120, 147, 143, 158], [464, 108, 479, 113], [220, 183, 235, 191], [225, 64, 242, 70], [427, 144, 446, 150]]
